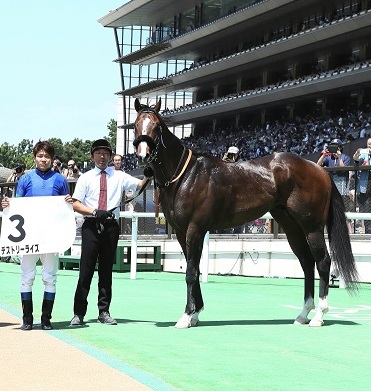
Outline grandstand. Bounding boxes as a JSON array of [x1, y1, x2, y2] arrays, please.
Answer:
[[99, 0, 371, 155]]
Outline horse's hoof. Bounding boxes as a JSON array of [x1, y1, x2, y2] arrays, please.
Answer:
[[175, 313, 191, 329], [174, 313, 199, 329], [309, 318, 324, 327], [190, 313, 199, 327], [293, 316, 310, 325]]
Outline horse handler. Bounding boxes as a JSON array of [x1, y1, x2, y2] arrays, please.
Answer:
[[69, 139, 152, 326]]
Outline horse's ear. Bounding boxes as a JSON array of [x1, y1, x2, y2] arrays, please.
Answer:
[[134, 98, 141, 113], [154, 97, 161, 113]]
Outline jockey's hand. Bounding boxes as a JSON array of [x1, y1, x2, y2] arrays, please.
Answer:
[[1, 196, 10, 209], [64, 194, 73, 204]]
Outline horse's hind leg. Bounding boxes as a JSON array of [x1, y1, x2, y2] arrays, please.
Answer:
[[174, 227, 205, 329], [287, 229, 330, 326], [305, 231, 331, 327], [271, 210, 317, 325], [293, 258, 315, 326]]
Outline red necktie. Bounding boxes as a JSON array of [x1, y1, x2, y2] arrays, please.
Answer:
[[98, 171, 107, 210]]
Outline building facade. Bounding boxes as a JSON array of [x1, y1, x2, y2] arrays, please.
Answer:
[[99, 0, 371, 154]]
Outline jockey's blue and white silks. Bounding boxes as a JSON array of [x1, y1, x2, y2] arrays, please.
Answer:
[[16, 168, 69, 197], [13, 167, 70, 296]]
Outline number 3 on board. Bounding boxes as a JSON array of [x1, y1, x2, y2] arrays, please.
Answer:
[[8, 214, 26, 242]]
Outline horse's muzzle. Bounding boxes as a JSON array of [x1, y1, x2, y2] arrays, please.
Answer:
[[137, 154, 149, 167], [133, 135, 157, 166]]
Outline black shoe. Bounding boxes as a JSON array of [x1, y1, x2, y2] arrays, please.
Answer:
[[97, 311, 117, 325], [21, 323, 33, 331], [70, 314, 84, 326], [41, 319, 53, 330]]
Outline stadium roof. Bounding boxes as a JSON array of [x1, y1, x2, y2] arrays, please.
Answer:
[[99, 1, 209, 27]]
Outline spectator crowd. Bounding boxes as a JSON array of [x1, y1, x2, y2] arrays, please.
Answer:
[[119, 105, 371, 171]]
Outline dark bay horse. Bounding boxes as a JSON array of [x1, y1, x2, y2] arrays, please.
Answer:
[[133, 98, 358, 328]]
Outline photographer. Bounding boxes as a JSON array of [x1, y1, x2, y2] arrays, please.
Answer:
[[222, 146, 240, 163], [317, 139, 351, 190], [6, 162, 26, 197], [353, 138, 371, 233], [317, 139, 351, 231], [6, 162, 26, 183], [52, 156, 63, 174], [63, 159, 81, 179]]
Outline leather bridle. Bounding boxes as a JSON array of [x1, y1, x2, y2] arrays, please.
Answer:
[[133, 108, 192, 187], [133, 109, 164, 164]]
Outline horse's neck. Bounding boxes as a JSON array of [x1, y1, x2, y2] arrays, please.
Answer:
[[155, 126, 187, 186]]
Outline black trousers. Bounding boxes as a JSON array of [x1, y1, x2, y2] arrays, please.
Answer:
[[73, 218, 119, 317]]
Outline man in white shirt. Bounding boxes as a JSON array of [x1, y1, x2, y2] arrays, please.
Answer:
[[70, 139, 151, 326]]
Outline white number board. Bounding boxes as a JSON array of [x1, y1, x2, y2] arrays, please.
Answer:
[[0, 196, 76, 256]]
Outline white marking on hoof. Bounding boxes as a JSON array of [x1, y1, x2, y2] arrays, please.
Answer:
[[309, 318, 324, 327], [175, 313, 192, 329], [308, 297, 328, 327], [174, 312, 199, 329]]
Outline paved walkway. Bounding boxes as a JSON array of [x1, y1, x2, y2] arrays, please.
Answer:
[[0, 308, 153, 391]]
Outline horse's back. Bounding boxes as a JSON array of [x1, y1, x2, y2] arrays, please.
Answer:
[[166, 151, 331, 232]]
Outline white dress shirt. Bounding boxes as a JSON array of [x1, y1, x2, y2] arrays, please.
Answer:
[[72, 166, 140, 218]]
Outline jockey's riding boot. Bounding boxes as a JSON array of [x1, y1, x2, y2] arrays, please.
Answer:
[[41, 292, 55, 330], [21, 292, 33, 331]]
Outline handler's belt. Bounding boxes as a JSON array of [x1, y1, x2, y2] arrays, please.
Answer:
[[84, 216, 117, 221], [83, 217, 118, 234]]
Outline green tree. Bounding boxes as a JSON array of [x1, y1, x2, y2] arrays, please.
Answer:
[[63, 138, 92, 169], [0, 118, 116, 176], [15, 139, 34, 169], [0, 143, 17, 168], [106, 119, 117, 151], [48, 137, 65, 161]]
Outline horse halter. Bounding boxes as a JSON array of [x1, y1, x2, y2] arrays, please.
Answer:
[[133, 109, 164, 164], [133, 106, 192, 187]]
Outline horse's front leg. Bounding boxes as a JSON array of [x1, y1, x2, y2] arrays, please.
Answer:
[[175, 229, 205, 329]]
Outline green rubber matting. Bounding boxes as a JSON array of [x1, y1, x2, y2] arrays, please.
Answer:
[[1, 262, 370, 391]]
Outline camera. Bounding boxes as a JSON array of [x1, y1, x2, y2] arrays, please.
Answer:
[[327, 145, 338, 154], [73, 167, 78, 174], [227, 153, 235, 160], [15, 165, 23, 174]]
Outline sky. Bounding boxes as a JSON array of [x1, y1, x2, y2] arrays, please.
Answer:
[[1, 0, 129, 146]]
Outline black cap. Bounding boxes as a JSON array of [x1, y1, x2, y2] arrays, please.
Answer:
[[330, 138, 342, 146], [91, 139, 112, 155]]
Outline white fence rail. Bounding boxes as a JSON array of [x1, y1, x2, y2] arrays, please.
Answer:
[[117, 211, 371, 281], [1, 211, 371, 280]]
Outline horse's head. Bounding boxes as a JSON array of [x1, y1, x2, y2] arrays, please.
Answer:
[[133, 98, 162, 166]]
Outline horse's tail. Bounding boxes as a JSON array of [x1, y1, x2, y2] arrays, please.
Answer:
[[327, 179, 359, 292]]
